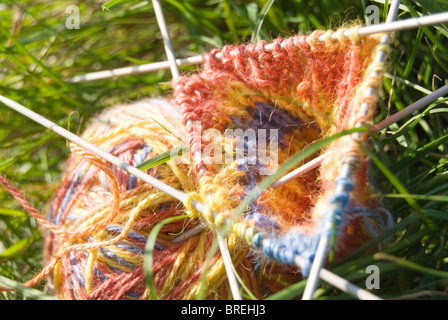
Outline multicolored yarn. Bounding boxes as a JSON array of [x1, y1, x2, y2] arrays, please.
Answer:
[[0, 26, 394, 299]]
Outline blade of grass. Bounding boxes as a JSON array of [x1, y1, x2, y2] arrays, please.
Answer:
[[0, 24, 74, 92], [143, 214, 189, 300], [102, 0, 137, 11], [403, 27, 424, 78], [150, 117, 185, 143], [135, 145, 186, 171], [381, 193, 448, 203], [251, 0, 275, 43], [230, 261, 257, 300], [0, 208, 26, 217], [0, 275, 57, 300], [264, 278, 307, 300], [0, 133, 54, 171], [360, 144, 437, 231], [0, 233, 36, 259], [374, 252, 448, 279], [389, 133, 448, 171]]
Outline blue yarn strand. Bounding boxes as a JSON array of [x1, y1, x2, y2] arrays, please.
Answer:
[[250, 161, 356, 276]]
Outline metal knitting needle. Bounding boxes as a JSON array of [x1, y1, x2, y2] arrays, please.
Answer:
[[318, 268, 382, 300], [151, 0, 205, 174], [0, 95, 210, 221], [302, 0, 401, 301], [69, 55, 203, 83], [271, 154, 325, 189], [293, 256, 381, 299], [356, 10, 448, 37], [151, 0, 180, 79], [259, 11, 448, 53], [370, 82, 448, 132], [217, 234, 243, 300], [69, 12, 448, 83]]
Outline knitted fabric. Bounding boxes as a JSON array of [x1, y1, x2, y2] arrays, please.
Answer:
[[34, 27, 391, 299], [173, 28, 389, 269]]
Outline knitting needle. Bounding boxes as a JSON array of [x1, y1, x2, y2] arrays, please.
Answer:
[[293, 257, 381, 299], [270, 154, 325, 189], [318, 268, 382, 300], [69, 55, 203, 83], [302, 0, 401, 301], [68, 12, 448, 83], [356, 10, 448, 37], [151, 0, 205, 175], [370, 82, 448, 132], [8, 3, 440, 302], [0, 94, 211, 222], [217, 233, 243, 300], [151, 0, 180, 79]]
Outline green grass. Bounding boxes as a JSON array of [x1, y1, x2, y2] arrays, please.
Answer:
[[0, 0, 447, 300]]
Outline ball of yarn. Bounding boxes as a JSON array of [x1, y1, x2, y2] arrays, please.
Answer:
[[44, 99, 301, 299]]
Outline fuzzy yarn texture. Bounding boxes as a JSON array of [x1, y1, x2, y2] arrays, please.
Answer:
[[22, 27, 391, 299]]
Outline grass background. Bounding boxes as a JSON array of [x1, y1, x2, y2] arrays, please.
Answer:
[[0, 0, 447, 300]]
